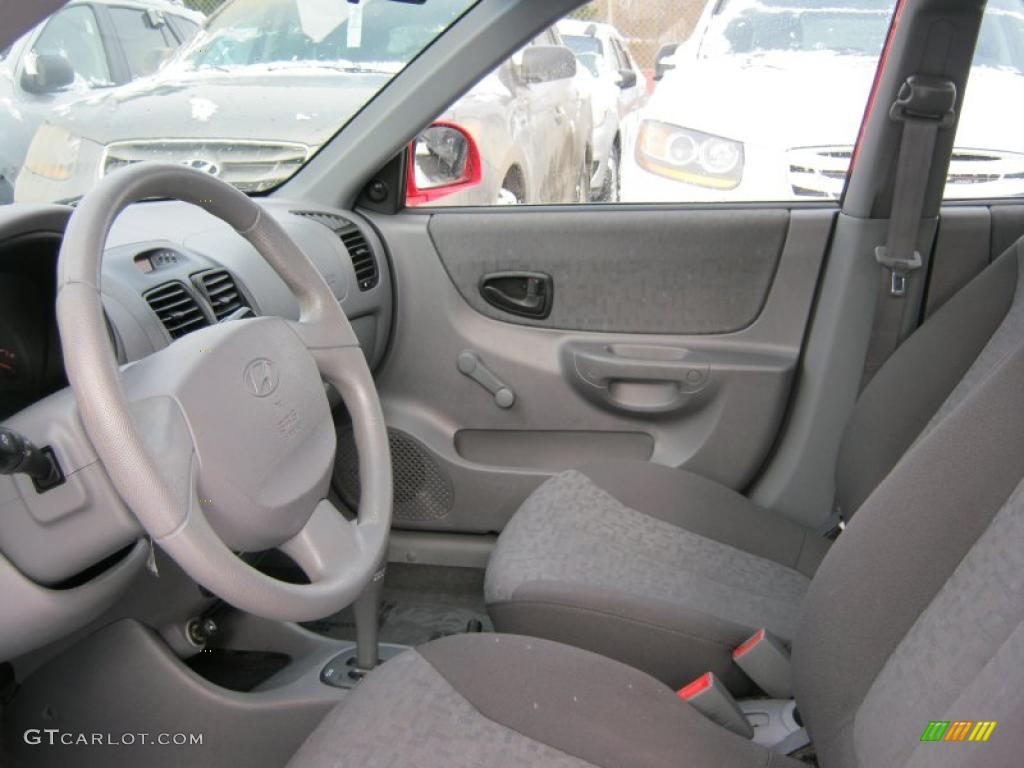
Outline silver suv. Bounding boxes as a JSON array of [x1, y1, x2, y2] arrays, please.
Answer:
[[0, 0, 203, 202]]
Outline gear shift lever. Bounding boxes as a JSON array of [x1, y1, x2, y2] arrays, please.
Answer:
[[351, 559, 386, 675]]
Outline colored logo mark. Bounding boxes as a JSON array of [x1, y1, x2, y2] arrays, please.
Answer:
[[920, 721, 997, 743]]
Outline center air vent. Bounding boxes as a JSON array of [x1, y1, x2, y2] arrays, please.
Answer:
[[292, 211, 379, 291], [144, 281, 209, 339], [194, 269, 251, 321]]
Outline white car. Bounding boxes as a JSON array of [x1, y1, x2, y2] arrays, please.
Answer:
[[557, 18, 646, 201], [622, 0, 1024, 203]]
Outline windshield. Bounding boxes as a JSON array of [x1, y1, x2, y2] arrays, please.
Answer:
[[561, 34, 604, 77], [699, 0, 891, 59], [185, 0, 460, 74], [562, 34, 604, 59], [2, 0, 475, 205]]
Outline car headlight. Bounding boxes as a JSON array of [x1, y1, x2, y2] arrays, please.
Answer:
[[23, 123, 82, 181], [636, 120, 743, 189]]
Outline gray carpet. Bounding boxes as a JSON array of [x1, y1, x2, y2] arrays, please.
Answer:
[[304, 563, 492, 647]]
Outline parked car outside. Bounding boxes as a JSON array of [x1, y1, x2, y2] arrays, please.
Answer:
[[652, 42, 679, 82], [423, 26, 593, 206], [622, 0, 1024, 203], [557, 18, 646, 201], [14, 0, 592, 207], [0, 0, 203, 203]]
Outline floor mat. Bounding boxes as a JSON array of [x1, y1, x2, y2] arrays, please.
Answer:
[[304, 563, 492, 647]]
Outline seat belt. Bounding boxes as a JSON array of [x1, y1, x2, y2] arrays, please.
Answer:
[[861, 75, 957, 387]]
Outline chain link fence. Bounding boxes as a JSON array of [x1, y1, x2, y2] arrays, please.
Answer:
[[181, 0, 227, 16], [571, 0, 702, 70]]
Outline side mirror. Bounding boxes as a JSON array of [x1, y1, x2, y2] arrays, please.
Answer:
[[520, 45, 576, 85], [616, 69, 638, 89], [406, 122, 482, 207], [654, 43, 679, 81], [21, 53, 75, 94]]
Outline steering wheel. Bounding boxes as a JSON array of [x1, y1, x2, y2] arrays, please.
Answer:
[[55, 163, 392, 622]]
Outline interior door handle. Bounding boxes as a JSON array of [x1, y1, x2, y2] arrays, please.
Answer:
[[479, 271, 553, 319]]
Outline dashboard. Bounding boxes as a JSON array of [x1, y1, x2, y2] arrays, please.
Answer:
[[0, 233, 66, 420], [0, 198, 393, 660]]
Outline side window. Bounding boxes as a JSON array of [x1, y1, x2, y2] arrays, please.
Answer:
[[946, 0, 1024, 200], [409, 0, 895, 207], [108, 7, 180, 78], [30, 5, 111, 87], [610, 38, 631, 71]]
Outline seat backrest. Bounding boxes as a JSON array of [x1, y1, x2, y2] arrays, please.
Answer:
[[794, 262, 1024, 766], [833, 241, 1022, 520]]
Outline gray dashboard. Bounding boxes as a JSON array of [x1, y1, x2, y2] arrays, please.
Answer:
[[100, 198, 393, 369], [0, 198, 393, 660]]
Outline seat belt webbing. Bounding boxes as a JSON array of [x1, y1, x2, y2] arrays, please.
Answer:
[[861, 75, 956, 387]]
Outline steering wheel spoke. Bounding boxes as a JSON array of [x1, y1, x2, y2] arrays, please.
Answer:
[[281, 499, 380, 584], [127, 396, 200, 538]]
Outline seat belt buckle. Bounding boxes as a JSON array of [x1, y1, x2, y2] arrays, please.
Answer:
[[732, 629, 793, 698], [875, 245, 922, 297], [823, 518, 846, 541], [677, 672, 753, 739]]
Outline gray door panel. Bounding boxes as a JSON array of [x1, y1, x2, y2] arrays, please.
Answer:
[[927, 207, 991, 317], [990, 204, 1024, 260], [428, 209, 789, 333], [927, 205, 1024, 318], [365, 207, 834, 534]]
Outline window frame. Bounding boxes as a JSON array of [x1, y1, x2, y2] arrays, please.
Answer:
[[104, 4, 181, 79]]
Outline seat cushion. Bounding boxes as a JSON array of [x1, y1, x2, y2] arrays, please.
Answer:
[[288, 634, 802, 768], [485, 462, 829, 689]]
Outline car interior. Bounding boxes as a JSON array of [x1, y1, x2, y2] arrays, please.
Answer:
[[0, 0, 1021, 766]]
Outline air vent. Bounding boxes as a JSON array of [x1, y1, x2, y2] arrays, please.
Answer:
[[144, 281, 209, 339], [292, 211, 379, 291], [195, 269, 251, 321]]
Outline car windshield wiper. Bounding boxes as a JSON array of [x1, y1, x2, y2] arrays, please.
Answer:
[[264, 62, 395, 75]]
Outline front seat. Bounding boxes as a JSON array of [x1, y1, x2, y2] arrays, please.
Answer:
[[484, 242, 1024, 689], [290, 313, 1024, 768]]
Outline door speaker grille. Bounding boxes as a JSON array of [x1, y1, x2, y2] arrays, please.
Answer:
[[334, 427, 454, 522]]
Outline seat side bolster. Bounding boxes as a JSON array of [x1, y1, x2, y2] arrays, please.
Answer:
[[835, 245, 1020, 520]]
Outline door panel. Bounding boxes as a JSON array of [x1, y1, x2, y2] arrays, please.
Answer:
[[367, 207, 835, 534], [428, 209, 788, 333], [926, 205, 1024, 317]]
